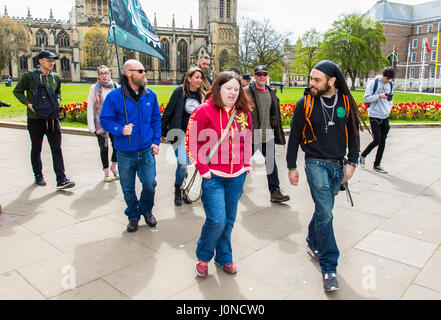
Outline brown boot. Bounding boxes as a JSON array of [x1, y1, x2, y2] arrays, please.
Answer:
[[270, 189, 290, 203]]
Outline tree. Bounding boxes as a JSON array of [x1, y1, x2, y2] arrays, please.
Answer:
[[0, 16, 29, 75], [291, 29, 323, 83], [229, 17, 290, 75], [82, 24, 115, 68], [322, 13, 388, 90]]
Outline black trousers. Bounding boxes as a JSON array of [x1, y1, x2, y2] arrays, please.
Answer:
[[96, 133, 117, 170], [252, 140, 280, 193], [361, 117, 390, 167], [27, 118, 66, 182]]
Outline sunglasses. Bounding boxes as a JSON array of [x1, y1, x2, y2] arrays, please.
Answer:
[[255, 72, 268, 77], [129, 69, 147, 74]]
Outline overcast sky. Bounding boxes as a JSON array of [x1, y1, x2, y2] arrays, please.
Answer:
[[0, 0, 431, 41]]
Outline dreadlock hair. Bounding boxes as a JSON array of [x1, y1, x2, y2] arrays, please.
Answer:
[[338, 79, 372, 151]]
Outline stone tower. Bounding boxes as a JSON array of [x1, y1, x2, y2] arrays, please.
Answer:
[[199, 0, 238, 73]]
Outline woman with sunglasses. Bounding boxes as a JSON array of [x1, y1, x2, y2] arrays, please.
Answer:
[[161, 67, 210, 206], [87, 65, 119, 182], [186, 71, 253, 278]]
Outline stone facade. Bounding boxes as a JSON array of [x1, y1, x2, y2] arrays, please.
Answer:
[[2, 0, 238, 84]]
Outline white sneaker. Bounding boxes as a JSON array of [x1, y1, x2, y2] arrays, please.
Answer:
[[359, 156, 366, 168], [104, 174, 112, 182]]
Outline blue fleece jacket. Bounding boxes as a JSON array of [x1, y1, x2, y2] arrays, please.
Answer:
[[100, 86, 161, 153]]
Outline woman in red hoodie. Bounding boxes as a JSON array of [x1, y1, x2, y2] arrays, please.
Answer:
[[186, 71, 253, 278]]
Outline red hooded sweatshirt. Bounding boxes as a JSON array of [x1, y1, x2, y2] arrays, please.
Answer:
[[186, 97, 253, 177]]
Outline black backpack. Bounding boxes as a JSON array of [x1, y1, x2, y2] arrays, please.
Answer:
[[29, 71, 61, 119], [366, 78, 394, 108]]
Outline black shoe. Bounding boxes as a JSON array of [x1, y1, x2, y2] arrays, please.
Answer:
[[323, 272, 339, 292], [183, 193, 192, 204], [0, 102, 11, 107], [142, 212, 157, 227], [174, 184, 182, 206], [127, 220, 139, 233], [56, 178, 75, 190], [373, 165, 388, 174], [35, 175, 47, 186]]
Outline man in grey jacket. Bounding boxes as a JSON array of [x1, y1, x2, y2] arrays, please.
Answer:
[[360, 67, 395, 174]]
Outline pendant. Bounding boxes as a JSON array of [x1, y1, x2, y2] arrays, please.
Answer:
[[328, 121, 335, 126]]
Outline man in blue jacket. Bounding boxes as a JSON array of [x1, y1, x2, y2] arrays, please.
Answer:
[[100, 59, 161, 233]]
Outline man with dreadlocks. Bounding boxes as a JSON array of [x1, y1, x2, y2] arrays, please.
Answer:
[[286, 60, 367, 292]]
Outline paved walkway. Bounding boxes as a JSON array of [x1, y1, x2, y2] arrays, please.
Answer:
[[0, 126, 440, 300]]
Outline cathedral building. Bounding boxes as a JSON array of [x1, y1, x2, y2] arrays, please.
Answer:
[[2, 0, 238, 84]]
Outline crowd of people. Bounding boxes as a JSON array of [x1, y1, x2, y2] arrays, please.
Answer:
[[6, 49, 396, 293]]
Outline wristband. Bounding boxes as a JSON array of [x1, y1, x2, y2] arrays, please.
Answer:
[[289, 168, 297, 171]]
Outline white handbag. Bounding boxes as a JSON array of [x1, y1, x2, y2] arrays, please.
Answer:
[[181, 109, 237, 202]]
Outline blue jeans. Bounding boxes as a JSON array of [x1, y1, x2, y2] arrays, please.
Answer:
[[173, 133, 190, 186], [117, 148, 157, 222], [196, 172, 247, 266], [305, 158, 343, 273]]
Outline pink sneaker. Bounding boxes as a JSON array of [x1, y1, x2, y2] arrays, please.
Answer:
[[216, 262, 237, 275], [195, 260, 208, 278]]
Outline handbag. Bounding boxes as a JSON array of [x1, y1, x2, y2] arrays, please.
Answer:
[[181, 109, 238, 202]]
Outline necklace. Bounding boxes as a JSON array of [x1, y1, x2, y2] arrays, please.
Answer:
[[320, 90, 338, 133]]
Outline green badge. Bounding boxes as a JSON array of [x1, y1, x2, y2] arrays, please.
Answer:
[[337, 107, 346, 118]]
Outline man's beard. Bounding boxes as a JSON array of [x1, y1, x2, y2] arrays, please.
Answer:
[[310, 84, 331, 97], [132, 76, 147, 88]]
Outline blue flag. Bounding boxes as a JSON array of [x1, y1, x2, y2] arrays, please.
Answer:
[[108, 0, 168, 63]]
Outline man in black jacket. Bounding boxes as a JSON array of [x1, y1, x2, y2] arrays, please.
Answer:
[[245, 65, 289, 203], [286, 60, 360, 292]]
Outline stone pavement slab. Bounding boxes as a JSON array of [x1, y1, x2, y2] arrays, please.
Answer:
[[0, 126, 440, 300]]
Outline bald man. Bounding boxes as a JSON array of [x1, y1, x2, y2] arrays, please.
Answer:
[[100, 59, 162, 233]]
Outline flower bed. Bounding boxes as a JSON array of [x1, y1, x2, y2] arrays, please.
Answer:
[[61, 101, 441, 126]]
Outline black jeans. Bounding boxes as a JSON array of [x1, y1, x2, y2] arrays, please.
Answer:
[[27, 118, 66, 182], [252, 140, 280, 193], [96, 133, 117, 170], [361, 117, 390, 167]]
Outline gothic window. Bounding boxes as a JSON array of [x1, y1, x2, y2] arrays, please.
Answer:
[[220, 0, 224, 19], [177, 39, 188, 72], [122, 49, 135, 64], [35, 29, 48, 47], [219, 49, 229, 71], [19, 56, 28, 70], [160, 38, 170, 70], [57, 31, 70, 48], [226, 0, 231, 19], [140, 53, 153, 70], [61, 57, 70, 71]]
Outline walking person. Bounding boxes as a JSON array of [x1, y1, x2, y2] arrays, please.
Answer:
[[359, 67, 395, 174], [100, 59, 161, 233], [245, 65, 290, 203], [161, 67, 209, 206], [186, 71, 253, 278], [87, 65, 119, 182], [286, 60, 364, 292], [180, 55, 213, 87], [13, 50, 75, 189]]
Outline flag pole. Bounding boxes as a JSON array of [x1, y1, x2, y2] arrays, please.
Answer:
[[109, 0, 131, 146], [419, 41, 427, 93], [404, 43, 410, 93], [434, 31, 440, 95]]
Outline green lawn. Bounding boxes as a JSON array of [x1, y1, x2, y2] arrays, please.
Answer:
[[1, 83, 440, 120]]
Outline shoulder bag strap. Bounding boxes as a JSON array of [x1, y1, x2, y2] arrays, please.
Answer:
[[206, 109, 237, 163]]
